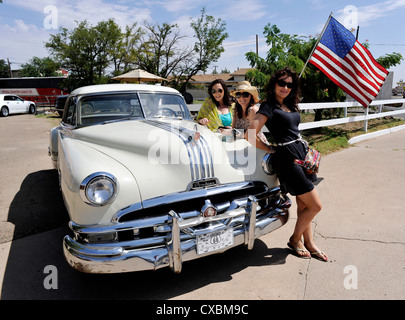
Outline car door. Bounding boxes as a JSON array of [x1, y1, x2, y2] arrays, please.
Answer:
[[14, 95, 26, 112], [3, 95, 18, 114], [12, 95, 26, 113]]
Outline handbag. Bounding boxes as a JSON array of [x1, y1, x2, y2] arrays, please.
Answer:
[[294, 146, 321, 175], [276, 134, 321, 175]]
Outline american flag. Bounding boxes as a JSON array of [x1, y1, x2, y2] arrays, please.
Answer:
[[309, 16, 388, 108]]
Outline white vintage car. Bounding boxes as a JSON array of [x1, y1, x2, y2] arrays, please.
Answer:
[[48, 83, 290, 274]]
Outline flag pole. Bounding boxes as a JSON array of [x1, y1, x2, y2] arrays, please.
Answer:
[[299, 12, 334, 78]]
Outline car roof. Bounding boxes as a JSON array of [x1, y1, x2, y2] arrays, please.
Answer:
[[70, 84, 180, 96]]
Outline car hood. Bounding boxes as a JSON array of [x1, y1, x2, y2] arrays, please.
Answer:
[[71, 118, 260, 201]]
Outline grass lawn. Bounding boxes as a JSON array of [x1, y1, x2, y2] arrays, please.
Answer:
[[301, 115, 405, 155]]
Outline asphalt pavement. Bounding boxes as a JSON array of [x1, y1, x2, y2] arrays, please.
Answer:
[[0, 113, 404, 300]]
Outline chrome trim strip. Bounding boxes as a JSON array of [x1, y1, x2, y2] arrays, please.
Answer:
[[167, 210, 182, 273], [111, 181, 270, 223], [70, 198, 253, 236], [246, 196, 257, 250], [142, 120, 214, 181]]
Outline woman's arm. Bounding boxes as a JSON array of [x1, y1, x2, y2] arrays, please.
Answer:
[[245, 113, 275, 153]]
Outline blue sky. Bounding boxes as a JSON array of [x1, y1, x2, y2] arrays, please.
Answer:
[[1, 0, 405, 85]]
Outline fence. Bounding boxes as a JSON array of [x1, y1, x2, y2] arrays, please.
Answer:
[[188, 98, 405, 133], [31, 96, 59, 114]]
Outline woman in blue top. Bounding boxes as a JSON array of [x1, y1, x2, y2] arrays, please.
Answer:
[[247, 67, 327, 262], [197, 79, 234, 132]]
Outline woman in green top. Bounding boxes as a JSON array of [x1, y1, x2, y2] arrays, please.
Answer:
[[196, 79, 234, 132]]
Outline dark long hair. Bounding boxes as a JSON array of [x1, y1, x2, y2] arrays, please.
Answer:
[[208, 79, 232, 107], [264, 67, 301, 112], [235, 94, 255, 119]]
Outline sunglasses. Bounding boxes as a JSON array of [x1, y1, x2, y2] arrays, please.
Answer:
[[276, 79, 293, 89], [211, 88, 223, 94], [235, 92, 251, 99]]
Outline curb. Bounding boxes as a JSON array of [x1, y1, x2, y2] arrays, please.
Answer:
[[348, 124, 405, 144]]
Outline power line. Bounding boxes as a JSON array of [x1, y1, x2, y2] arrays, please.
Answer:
[[369, 43, 405, 46], [223, 40, 256, 48]]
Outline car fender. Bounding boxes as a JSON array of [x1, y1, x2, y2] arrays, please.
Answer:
[[49, 126, 62, 168], [58, 131, 141, 225]]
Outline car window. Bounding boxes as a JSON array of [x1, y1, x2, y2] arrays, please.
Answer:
[[64, 97, 77, 125], [139, 93, 191, 119], [78, 93, 144, 126], [57, 97, 68, 107], [4, 95, 15, 101]]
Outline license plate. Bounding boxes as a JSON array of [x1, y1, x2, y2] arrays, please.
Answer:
[[196, 228, 234, 255]]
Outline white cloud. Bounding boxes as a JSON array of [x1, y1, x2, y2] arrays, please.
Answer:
[[212, 35, 269, 73], [0, 21, 49, 65], [336, 0, 405, 27], [6, 0, 153, 30], [155, 0, 206, 13], [220, 0, 267, 22]]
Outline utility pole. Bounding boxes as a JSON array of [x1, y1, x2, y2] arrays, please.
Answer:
[[7, 58, 12, 78], [256, 35, 258, 56]]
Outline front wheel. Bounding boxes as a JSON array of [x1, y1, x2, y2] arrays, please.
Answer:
[[29, 104, 36, 114], [1, 106, 9, 117]]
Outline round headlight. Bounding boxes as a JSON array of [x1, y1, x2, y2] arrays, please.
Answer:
[[80, 172, 117, 206], [262, 153, 276, 175]]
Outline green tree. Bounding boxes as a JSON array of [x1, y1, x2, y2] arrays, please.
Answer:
[[46, 19, 125, 88], [109, 23, 144, 76], [135, 7, 228, 93], [170, 7, 229, 93], [376, 52, 403, 69], [245, 23, 308, 89], [0, 59, 10, 77], [19, 56, 60, 77], [44, 8, 228, 92], [137, 21, 192, 79]]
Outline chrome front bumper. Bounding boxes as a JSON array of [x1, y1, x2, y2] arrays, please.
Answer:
[[63, 183, 290, 274]]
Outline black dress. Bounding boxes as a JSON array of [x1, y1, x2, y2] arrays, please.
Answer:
[[258, 101, 316, 196]]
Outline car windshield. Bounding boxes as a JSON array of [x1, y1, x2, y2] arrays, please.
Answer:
[[78, 92, 191, 127]]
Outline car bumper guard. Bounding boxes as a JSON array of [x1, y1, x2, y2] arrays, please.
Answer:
[[63, 192, 290, 274]]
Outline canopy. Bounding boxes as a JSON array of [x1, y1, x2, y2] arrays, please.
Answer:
[[112, 69, 167, 83]]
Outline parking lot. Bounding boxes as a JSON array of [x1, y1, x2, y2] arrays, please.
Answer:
[[0, 113, 404, 300]]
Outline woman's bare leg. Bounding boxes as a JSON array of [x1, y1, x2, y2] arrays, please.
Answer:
[[289, 188, 326, 260]]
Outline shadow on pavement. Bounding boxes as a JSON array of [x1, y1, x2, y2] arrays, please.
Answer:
[[1, 170, 289, 300], [5, 170, 69, 241]]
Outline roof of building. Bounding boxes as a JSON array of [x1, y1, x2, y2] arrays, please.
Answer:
[[190, 68, 254, 84], [230, 68, 254, 76]]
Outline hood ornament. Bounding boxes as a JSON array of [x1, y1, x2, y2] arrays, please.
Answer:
[[200, 199, 217, 218]]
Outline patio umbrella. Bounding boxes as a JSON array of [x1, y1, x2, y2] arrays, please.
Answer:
[[112, 69, 167, 83]]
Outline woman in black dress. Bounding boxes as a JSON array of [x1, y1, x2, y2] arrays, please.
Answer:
[[246, 67, 327, 261]]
